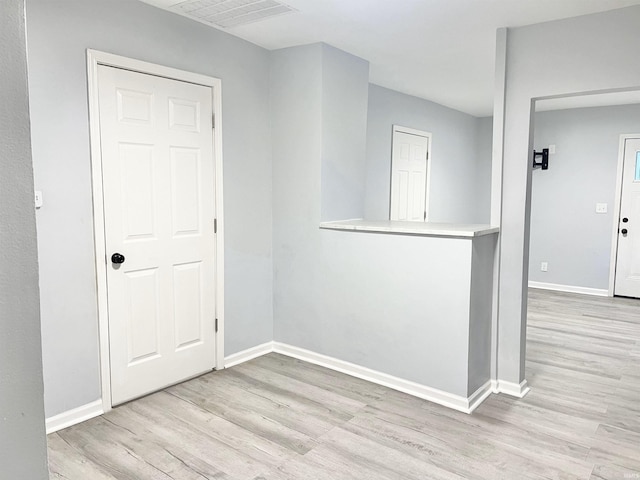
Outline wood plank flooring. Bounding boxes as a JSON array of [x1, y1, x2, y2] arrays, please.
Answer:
[[48, 289, 640, 479]]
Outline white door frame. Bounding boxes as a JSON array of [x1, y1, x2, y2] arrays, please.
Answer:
[[390, 125, 433, 221], [608, 133, 640, 297], [87, 49, 225, 413]]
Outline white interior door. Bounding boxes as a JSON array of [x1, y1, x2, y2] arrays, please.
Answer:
[[390, 126, 431, 221], [98, 65, 217, 405], [614, 137, 640, 297]]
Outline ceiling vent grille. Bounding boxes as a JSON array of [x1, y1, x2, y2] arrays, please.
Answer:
[[171, 0, 296, 28]]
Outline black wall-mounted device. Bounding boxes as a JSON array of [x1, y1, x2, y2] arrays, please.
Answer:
[[533, 148, 549, 170]]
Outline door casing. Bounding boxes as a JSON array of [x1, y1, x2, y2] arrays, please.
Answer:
[[608, 133, 640, 296], [87, 49, 225, 413]]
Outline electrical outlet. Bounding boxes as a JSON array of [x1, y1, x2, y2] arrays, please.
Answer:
[[595, 203, 607, 214], [541, 262, 548, 272]]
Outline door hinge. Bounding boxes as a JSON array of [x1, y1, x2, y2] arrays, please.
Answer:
[[424, 211, 427, 221], [212, 114, 215, 129], [214, 218, 217, 234], [215, 318, 218, 333]]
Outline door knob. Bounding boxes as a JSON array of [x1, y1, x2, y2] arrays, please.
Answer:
[[111, 253, 125, 264], [621, 229, 628, 235]]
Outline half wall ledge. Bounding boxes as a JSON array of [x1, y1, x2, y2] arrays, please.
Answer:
[[319, 219, 499, 238]]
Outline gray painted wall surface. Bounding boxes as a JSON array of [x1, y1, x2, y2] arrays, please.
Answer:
[[364, 85, 491, 223], [26, 0, 273, 417], [272, 45, 488, 398], [530, 104, 640, 290], [467, 234, 496, 395], [496, 5, 640, 385], [320, 45, 369, 222], [0, 1, 49, 476], [475, 117, 493, 224], [271, 44, 324, 366]]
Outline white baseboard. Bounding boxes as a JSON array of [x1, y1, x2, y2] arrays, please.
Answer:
[[272, 342, 489, 414], [528, 281, 608, 297], [224, 341, 274, 368], [468, 381, 494, 411], [224, 341, 494, 413], [46, 342, 496, 434], [495, 379, 530, 398], [46, 399, 103, 434], [490, 379, 499, 393]]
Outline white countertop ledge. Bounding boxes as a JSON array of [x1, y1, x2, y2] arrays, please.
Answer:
[[320, 220, 499, 238]]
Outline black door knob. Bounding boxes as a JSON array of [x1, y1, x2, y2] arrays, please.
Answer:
[[111, 253, 125, 264], [623, 217, 629, 223], [621, 229, 628, 235]]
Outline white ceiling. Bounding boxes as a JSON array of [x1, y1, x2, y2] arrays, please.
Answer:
[[535, 90, 640, 112], [141, 0, 640, 117]]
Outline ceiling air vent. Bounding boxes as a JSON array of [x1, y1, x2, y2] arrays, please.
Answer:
[[172, 0, 297, 28]]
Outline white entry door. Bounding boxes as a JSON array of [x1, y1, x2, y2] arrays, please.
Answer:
[[614, 137, 640, 297], [98, 65, 217, 405], [390, 126, 431, 221]]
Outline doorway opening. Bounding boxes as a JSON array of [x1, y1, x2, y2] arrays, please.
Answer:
[[529, 92, 640, 299]]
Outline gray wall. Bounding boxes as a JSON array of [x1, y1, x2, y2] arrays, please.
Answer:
[[321, 45, 369, 221], [271, 44, 323, 356], [364, 85, 492, 224], [475, 117, 493, 224], [468, 234, 495, 395], [495, 5, 640, 386], [26, 0, 273, 417], [529, 104, 640, 290], [272, 44, 489, 398], [0, 0, 49, 476]]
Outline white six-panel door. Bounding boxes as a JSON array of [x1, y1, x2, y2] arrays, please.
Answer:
[[390, 126, 431, 221], [614, 137, 640, 298], [98, 65, 217, 405]]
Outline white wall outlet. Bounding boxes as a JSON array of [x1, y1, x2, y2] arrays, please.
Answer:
[[595, 203, 607, 214], [548, 144, 556, 154], [541, 262, 548, 272], [34, 190, 43, 209]]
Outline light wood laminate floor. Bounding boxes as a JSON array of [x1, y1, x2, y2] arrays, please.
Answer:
[[48, 289, 640, 479]]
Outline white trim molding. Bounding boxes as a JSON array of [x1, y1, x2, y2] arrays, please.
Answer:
[[495, 379, 530, 398], [528, 281, 608, 297], [86, 49, 225, 413], [223, 342, 494, 413], [272, 342, 490, 414], [46, 400, 103, 434], [467, 381, 494, 412], [50, 341, 505, 433], [224, 342, 273, 368]]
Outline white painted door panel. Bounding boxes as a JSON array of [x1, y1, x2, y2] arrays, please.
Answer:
[[615, 138, 640, 298], [98, 65, 216, 405], [390, 129, 430, 221]]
